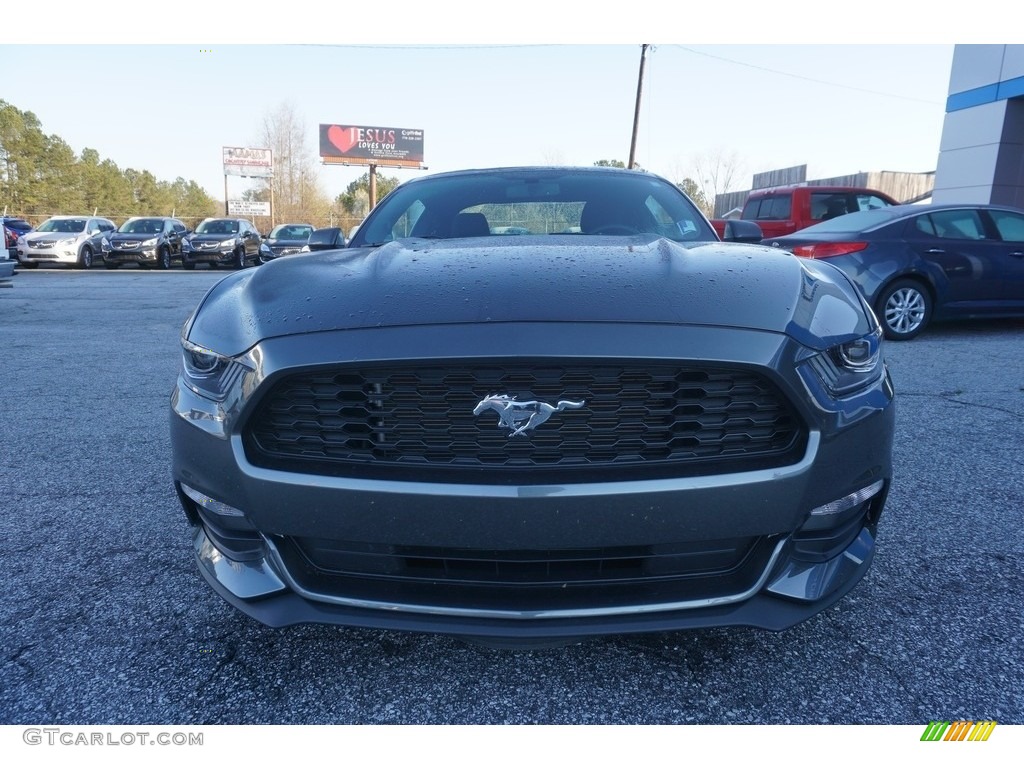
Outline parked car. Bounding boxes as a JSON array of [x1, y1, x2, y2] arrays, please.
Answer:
[[171, 166, 894, 645], [261, 223, 314, 262], [300, 226, 346, 252], [16, 215, 116, 269], [181, 218, 261, 270], [711, 185, 899, 240], [3, 216, 33, 260], [102, 216, 189, 270], [762, 203, 1024, 340]]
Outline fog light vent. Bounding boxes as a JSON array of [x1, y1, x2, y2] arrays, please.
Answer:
[[810, 480, 884, 517], [181, 482, 245, 517]]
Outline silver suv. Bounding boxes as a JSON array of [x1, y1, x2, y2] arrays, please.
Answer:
[[17, 215, 116, 269]]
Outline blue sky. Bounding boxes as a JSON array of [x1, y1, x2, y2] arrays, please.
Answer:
[[0, 4, 987, 203]]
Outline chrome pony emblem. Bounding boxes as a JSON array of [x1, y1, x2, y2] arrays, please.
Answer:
[[472, 394, 586, 438]]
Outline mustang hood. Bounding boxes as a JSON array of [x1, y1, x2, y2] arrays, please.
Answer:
[[186, 236, 874, 356]]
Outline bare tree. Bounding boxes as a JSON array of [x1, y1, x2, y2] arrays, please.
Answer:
[[689, 149, 748, 215], [253, 103, 331, 224]]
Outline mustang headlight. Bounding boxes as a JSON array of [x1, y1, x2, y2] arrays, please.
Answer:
[[180, 338, 251, 401], [174, 338, 261, 438], [806, 328, 883, 396]]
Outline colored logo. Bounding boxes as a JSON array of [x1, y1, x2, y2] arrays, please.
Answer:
[[920, 721, 997, 741]]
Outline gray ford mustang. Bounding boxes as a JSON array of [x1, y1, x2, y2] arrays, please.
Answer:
[[170, 166, 895, 644]]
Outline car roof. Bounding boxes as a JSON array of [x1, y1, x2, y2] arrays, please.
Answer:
[[398, 165, 665, 185], [748, 185, 895, 197], [884, 202, 1019, 215]]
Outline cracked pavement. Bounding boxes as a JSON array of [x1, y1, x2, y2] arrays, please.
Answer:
[[1, 270, 1022, 725]]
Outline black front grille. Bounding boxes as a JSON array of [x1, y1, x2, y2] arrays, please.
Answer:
[[244, 361, 806, 482], [274, 534, 780, 613]]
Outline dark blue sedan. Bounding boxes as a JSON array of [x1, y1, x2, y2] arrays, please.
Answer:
[[763, 203, 1024, 339]]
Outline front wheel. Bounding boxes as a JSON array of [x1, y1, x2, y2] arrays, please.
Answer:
[[876, 279, 932, 340], [157, 246, 172, 270], [78, 245, 94, 269], [233, 247, 246, 270]]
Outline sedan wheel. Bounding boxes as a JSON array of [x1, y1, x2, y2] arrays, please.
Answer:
[[78, 245, 94, 269], [877, 279, 932, 340], [158, 247, 172, 270]]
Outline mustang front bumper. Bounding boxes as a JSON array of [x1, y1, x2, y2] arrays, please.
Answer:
[[171, 322, 894, 641]]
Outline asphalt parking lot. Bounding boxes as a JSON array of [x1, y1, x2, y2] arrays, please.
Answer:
[[1, 268, 1022, 725]]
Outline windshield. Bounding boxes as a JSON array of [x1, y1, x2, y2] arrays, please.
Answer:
[[349, 169, 715, 247], [118, 218, 165, 234], [270, 224, 313, 240], [195, 220, 239, 235], [38, 218, 86, 233]]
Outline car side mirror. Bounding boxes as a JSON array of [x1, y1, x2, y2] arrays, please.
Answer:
[[722, 219, 763, 244]]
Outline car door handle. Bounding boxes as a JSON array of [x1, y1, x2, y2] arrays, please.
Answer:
[[925, 248, 945, 254]]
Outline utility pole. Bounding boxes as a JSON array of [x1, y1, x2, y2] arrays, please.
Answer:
[[628, 44, 649, 170]]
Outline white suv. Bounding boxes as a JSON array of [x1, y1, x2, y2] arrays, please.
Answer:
[[17, 215, 116, 269]]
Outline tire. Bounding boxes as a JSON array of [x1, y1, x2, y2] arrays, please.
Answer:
[[182, 261, 196, 271], [157, 246, 172, 270], [233, 247, 246, 270], [78, 245, 94, 269], [876, 279, 932, 340]]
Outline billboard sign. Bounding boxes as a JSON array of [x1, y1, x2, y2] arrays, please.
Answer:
[[223, 147, 273, 178], [319, 124, 424, 168], [227, 200, 271, 217]]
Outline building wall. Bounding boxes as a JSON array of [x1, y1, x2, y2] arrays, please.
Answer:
[[934, 45, 1024, 207]]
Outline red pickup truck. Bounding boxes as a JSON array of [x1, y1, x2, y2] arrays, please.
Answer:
[[710, 185, 899, 240]]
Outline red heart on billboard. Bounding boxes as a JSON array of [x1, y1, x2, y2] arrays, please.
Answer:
[[327, 125, 358, 153]]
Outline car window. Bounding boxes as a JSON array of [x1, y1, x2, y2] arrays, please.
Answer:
[[308, 228, 342, 246], [987, 210, 1024, 242], [852, 194, 893, 212], [744, 195, 792, 221], [38, 219, 87, 233], [352, 170, 714, 247], [922, 210, 986, 240]]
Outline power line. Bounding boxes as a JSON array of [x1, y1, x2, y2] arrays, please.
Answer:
[[670, 45, 943, 105]]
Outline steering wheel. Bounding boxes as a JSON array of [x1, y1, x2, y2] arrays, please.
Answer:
[[589, 224, 640, 235]]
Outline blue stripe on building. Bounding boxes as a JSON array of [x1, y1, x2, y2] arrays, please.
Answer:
[[947, 75, 1024, 112]]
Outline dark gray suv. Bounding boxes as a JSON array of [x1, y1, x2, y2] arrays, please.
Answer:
[[103, 217, 189, 269], [181, 218, 262, 270]]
